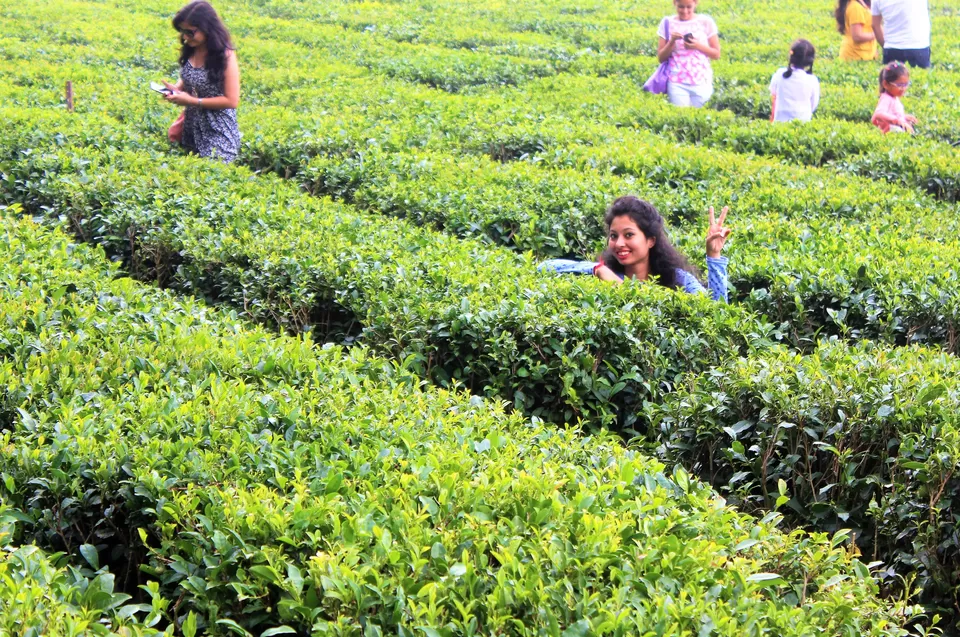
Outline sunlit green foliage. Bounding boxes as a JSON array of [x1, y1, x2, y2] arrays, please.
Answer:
[[5, 0, 960, 631], [0, 212, 923, 635]]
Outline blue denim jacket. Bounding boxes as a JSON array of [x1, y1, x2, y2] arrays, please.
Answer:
[[538, 256, 729, 303]]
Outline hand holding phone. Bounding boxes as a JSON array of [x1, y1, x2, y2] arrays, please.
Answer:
[[150, 81, 173, 95]]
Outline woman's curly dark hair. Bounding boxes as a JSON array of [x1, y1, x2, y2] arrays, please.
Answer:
[[173, 1, 234, 88], [599, 196, 702, 289]]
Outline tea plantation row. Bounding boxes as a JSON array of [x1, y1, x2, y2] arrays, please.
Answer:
[[0, 109, 761, 429], [8, 0, 960, 354], [10, 0, 960, 179], [6, 0, 960, 629], [8, 100, 960, 356], [0, 210, 924, 635], [2, 111, 959, 622]]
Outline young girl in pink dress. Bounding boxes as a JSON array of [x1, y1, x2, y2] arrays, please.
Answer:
[[656, 0, 722, 108], [871, 61, 918, 134]]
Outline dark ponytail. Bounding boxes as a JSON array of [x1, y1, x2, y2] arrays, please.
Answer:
[[783, 39, 816, 78]]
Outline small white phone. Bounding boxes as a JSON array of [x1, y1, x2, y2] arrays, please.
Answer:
[[150, 81, 173, 95]]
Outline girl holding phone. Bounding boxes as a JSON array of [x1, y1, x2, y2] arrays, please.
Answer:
[[161, 1, 241, 162], [656, 0, 721, 108]]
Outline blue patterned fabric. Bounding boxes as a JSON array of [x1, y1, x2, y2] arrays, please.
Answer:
[[538, 256, 729, 303], [677, 257, 729, 303], [537, 259, 598, 275], [179, 61, 241, 163]]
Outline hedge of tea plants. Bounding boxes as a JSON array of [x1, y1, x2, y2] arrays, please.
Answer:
[[646, 340, 960, 615], [0, 210, 924, 635], [0, 113, 771, 430], [6, 111, 960, 625], [0, 502, 156, 637], [9, 0, 960, 189], [7, 102, 960, 357], [0, 547, 156, 636], [8, 0, 960, 629]]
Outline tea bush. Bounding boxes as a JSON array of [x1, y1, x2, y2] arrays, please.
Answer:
[[9, 0, 960, 206], [8, 0, 960, 630], [0, 500, 156, 636], [0, 123, 773, 430], [11, 103, 960, 357], [0, 543, 157, 636], [0, 211, 923, 635], [5, 120, 960, 618], [647, 340, 960, 619]]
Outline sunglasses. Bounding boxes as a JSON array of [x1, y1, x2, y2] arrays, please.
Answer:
[[178, 27, 198, 38], [891, 81, 911, 88]]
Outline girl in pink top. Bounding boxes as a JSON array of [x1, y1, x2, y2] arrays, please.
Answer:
[[872, 61, 917, 133], [656, 0, 721, 108]]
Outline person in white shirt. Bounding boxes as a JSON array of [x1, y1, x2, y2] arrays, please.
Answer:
[[871, 0, 931, 68], [769, 40, 820, 123]]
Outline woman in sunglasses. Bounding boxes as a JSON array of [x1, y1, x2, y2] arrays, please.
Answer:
[[162, 1, 241, 162]]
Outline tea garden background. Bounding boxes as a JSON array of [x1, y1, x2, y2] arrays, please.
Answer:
[[2, 0, 960, 634]]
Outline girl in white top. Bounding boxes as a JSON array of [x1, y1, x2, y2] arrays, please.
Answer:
[[769, 40, 820, 123]]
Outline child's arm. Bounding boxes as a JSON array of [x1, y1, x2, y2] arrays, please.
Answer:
[[768, 72, 779, 122], [872, 110, 914, 133], [871, 111, 900, 127]]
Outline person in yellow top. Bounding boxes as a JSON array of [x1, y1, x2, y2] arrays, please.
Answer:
[[836, 0, 877, 60]]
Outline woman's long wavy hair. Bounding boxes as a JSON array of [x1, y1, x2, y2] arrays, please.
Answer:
[[835, 0, 870, 34], [173, 1, 234, 88], [599, 196, 702, 289]]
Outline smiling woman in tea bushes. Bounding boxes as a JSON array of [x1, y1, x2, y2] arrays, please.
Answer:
[[542, 196, 732, 302], [160, 1, 241, 162]]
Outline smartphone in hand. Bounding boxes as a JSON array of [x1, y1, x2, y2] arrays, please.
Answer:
[[150, 81, 173, 95]]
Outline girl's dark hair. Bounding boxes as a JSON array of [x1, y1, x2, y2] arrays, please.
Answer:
[[835, 0, 870, 34], [879, 61, 908, 94], [173, 1, 234, 88], [599, 196, 702, 289], [783, 39, 815, 78]]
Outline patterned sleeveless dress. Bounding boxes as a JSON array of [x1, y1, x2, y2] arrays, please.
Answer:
[[179, 59, 240, 162]]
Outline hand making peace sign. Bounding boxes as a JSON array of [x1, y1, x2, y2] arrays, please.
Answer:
[[705, 205, 731, 258]]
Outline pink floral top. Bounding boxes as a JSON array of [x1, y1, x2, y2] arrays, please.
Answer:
[[657, 15, 718, 86]]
